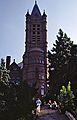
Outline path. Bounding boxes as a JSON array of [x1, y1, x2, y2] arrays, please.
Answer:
[[37, 106, 69, 120]]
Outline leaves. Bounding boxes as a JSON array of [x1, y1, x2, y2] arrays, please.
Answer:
[[0, 58, 37, 120], [0, 58, 10, 85], [58, 81, 75, 112], [49, 29, 73, 70], [48, 29, 74, 95]]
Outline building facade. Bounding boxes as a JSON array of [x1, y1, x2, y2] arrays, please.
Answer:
[[6, 1, 48, 96], [23, 1, 47, 95]]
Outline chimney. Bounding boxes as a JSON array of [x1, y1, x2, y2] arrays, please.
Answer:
[[6, 56, 11, 69]]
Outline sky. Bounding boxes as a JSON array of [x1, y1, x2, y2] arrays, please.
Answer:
[[0, 0, 77, 63]]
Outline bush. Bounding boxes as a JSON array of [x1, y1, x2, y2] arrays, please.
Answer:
[[57, 81, 75, 113]]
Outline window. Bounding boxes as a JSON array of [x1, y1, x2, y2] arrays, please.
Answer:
[[33, 24, 36, 30], [37, 24, 40, 27], [42, 60, 44, 64], [42, 75, 44, 79], [37, 24, 40, 30], [37, 35, 40, 38], [32, 36, 35, 39], [39, 60, 41, 63], [41, 85, 44, 95], [39, 74, 41, 79], [37, 31, 40, 34], [33, 28, 35, 30], [33, 31, 35, 34], [37, 36, 40, 40], [37, 28, 40, 30], [33, 24, 35, 27]]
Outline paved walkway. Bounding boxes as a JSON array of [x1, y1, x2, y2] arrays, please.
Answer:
[[37, 106, 69, 120]]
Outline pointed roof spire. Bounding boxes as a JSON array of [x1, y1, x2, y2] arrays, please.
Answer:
[[35, 0, 37, 5], [43, 9, 47, 17], [26, 9, 30, 16], [13, 59, 15, 63], [31, 1, 41, 16], [27, 9, 29, 14]]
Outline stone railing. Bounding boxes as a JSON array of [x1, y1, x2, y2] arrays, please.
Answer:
[[65, 111, 76, 120]]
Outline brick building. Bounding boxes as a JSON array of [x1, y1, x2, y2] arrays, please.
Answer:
[[6, 1, 47, 96]]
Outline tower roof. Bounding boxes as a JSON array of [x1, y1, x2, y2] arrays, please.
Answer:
[[31, 1, 41, 16]]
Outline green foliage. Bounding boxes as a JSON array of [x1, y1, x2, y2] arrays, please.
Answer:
[[0, 58, 37, 120], [57, 81, 75, 113], [49, 29, 73, 70], [16, 81, 37, 120], [0, 58, 10, 119], [0, 58, 10, 85], [48, 29, 73, 95]]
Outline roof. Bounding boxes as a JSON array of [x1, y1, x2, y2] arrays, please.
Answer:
[[9, 61, 20, 70], [18, 62, 23, 69], [31, 1, 41, 16]]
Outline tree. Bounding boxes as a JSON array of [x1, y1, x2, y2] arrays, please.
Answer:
[[57, 81, 75, 113], [0, 58, 10, 119], [49, 29, 73, 70], [48, 29, 73, 94], [16, 81, 37, 120], [0, 58, 37, 120], [0, 58, 10, 84]]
